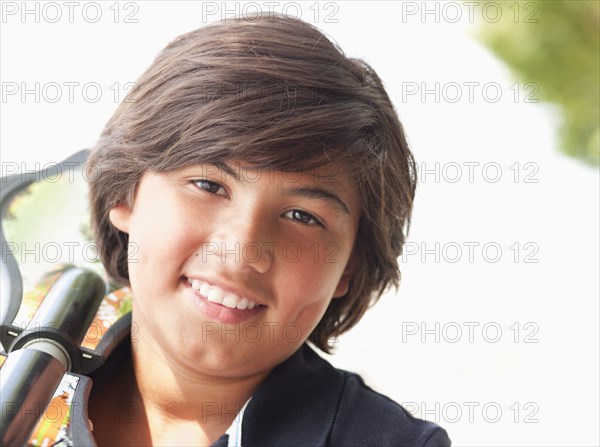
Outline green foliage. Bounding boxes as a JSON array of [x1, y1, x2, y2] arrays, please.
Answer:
[[2, 174, 107, 285], [477, 0, 599, 165], [118, 296, 133, 317]]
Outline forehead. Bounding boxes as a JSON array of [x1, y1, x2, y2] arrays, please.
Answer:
[[219, 160, 352, 186]]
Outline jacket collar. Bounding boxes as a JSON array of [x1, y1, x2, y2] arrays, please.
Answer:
[[242, 344, 343, 446]]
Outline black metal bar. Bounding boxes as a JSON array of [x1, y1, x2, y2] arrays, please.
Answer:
[[0, 267, 105, 445]]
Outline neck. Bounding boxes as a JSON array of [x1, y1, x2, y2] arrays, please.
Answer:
[[128, 324, 268, 444]]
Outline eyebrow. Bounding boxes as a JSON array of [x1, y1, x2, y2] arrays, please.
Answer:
[[215, 162, 350, 215], [284, 186, 350, 215], [214, 162, 241, 181]]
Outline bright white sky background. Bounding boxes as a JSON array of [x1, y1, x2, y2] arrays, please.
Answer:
[[1, 1, 599, 445]]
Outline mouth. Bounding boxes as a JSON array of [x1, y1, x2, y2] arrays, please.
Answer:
[[181, 276, 266, 324]]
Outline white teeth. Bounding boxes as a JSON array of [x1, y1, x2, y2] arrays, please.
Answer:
[[187, 277, 261, 310], [207, 287, 225, 304], [200, 282, 211, 297], [222, 293, 239, 309]]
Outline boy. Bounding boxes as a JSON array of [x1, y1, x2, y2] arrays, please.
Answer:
[[82, 12, 451, 446]]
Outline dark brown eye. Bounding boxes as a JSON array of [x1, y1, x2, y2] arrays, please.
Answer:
[[285, 209, 323, 227], [193, 180, 226, 196]]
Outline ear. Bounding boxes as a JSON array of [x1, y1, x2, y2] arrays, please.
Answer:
[[108, 204, 132, 234], [332, 254, 356, 299]]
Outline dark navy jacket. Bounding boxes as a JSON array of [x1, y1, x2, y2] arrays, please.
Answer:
[[237, 343, 451, 446], [69, 314, 451, 446]]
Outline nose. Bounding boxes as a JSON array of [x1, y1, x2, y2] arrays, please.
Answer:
[[208, 204, 273, 274]]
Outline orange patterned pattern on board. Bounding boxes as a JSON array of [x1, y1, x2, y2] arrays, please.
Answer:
[[23, 285, 132, 446], [81, 287, 132, 350], [0, 266, 132, 446]]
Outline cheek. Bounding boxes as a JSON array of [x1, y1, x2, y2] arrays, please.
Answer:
[[274, 256, 343, 318], [280, 235, 354, 320], [126, 207, 205, 281]]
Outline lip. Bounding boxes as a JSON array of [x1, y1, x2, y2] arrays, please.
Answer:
[[181, 276, 267, 324]]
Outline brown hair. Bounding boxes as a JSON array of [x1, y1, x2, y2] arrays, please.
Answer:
[[87, 13, 416, 353]]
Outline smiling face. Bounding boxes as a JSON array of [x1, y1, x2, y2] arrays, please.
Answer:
[[108, 161, 360, 379]]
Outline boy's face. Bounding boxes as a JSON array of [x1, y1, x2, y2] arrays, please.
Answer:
[[109, 161, 360, 379]]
